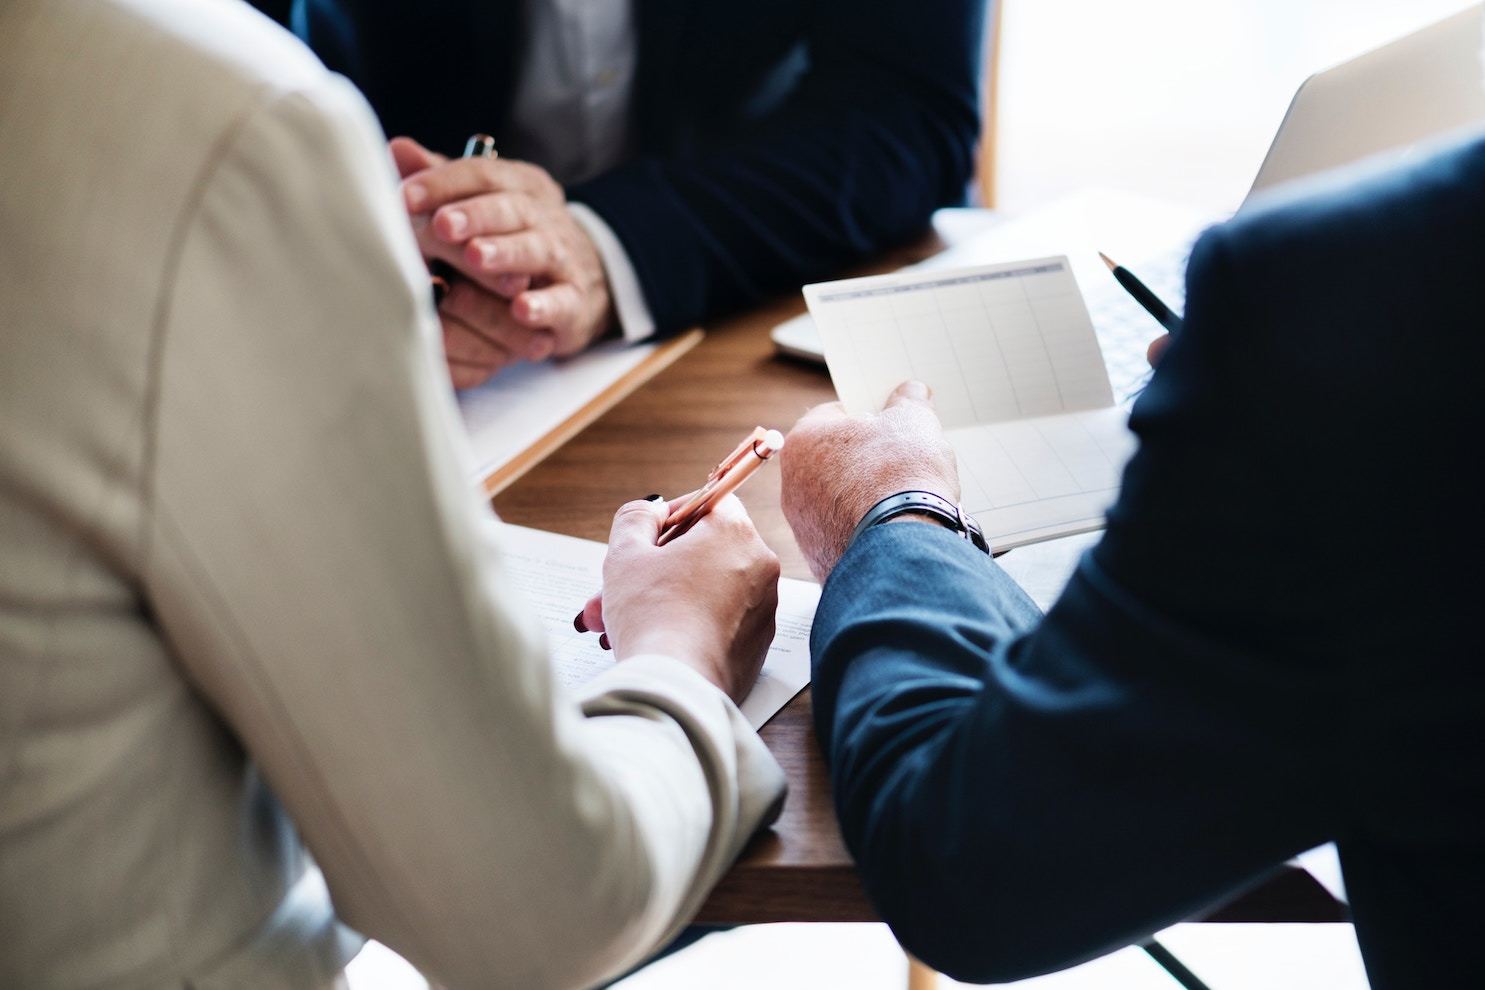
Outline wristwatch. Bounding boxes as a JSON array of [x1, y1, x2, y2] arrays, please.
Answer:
[[849, 490, 992, 555]]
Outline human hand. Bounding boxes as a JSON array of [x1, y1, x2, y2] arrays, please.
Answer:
[[1147, 333, 1172, 367], [390, 138, 553, 388], [781, 380, 960, 582], [578, 495, 781, 706], [391, 137, 615, 379]]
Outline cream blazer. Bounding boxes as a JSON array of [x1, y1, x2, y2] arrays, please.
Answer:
[[0, 1, 785, 986]]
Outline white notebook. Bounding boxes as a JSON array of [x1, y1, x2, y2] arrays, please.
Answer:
[[456, 340, 660, 484], [496, 523, 817, 729], [804, 256, 1137, 550]]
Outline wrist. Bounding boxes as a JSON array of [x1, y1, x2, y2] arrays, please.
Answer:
[[617, 630, 731, 696], [849, 490, 990, 555], [883, 512, 943, 527]]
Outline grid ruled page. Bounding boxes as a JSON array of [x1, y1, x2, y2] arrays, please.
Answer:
[[950, 407, 1136, 549], [805, 257, 1113, 429], [805, 257, 1135, 549]]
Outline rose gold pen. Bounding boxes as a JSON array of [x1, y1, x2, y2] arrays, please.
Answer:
[[572, 426, 786, 648], [657, 427, 785, 545]]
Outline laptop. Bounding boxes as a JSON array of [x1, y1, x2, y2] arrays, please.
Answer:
[[772, 3, 1485, 363]]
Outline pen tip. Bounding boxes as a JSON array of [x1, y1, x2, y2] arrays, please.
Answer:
[[1099, 252, 1117, 271]]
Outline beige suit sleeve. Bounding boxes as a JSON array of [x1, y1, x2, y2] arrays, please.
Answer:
[[139, 76, 783, 989]]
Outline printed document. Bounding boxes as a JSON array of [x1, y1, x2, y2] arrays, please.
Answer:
[[497, 523, 817, 729], [805, 257, 1136, 550]]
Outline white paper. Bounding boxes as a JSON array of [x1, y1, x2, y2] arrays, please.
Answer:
[[807, 257, 1114, 427], [993, 530, 1103, 613], [806, 257, 1137, 551], [495, 523, 817, 729], [456, 340, 659, 483]]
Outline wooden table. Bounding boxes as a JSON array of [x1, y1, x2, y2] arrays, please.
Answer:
[[492, 233, 1347, 929]]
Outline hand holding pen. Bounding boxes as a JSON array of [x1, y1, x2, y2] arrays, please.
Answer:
[[571, 491, 782, 705], [573, 428, 785, 663]]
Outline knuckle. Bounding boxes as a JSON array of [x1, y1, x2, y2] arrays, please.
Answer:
[[495, 194, 526, 230], [613, 500, 654, 524], [760, 550, 782, 582], [473, 159, 501, 190]]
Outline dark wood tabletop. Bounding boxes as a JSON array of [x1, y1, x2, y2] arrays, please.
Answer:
[[492, 225, 1347, 928]]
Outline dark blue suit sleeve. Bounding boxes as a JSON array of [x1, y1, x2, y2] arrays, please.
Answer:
[[569, 0, 984, 335], [811, 232, 1355, 983]]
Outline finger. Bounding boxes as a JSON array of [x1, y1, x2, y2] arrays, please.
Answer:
[[467, 230, 563, 278], [493, 274, 531, 298], [442, 316, 516, 368], [576, 592, 605, 634], [413, 234, 532, 302], [512, 283, 584, 337], [442, 281, 557, 361], [885, 379, 934, 409], [699, 492, 750, 527], [432, 192, 537, 244], [447, 357, 500, 391], [608, 496, 669, 551], [402, 158, 551, 215], [1146, 333, 1172, 367], [389, 136, 447, 180]]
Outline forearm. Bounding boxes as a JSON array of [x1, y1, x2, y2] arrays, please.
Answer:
[[813, 524, 1333, 982], [812, 525, 1045, 981]]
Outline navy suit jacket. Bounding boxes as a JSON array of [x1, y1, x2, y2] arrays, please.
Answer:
[[811, 135, 1485, 987], [291, 0, 985, 335]]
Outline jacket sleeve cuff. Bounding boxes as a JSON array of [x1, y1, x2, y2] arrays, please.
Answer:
[[577, 653, 787, 855]]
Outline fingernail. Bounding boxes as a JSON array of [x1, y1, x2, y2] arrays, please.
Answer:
[[444, 209, 468, 238], [904, 380, 931, 400], [573, 612, 587, 633], [404, 183, 427, 211], [523, 297, 544, 319], [478, 242, 499, 268], [599, 633, 611, 651], [643, 493, 662, 502]]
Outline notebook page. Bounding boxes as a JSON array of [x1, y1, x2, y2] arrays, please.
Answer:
[[494, 523, 816, 729], [806, 257, 1141, 550], [950, 407, 1136, 550], [804, 257, 1114, 429]]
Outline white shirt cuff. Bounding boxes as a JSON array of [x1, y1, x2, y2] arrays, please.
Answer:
[[569, 201, 657, 343]]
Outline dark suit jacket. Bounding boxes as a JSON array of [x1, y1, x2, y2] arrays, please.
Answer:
[[291, 0, 985, 335], [810, 135, 1485, 987]]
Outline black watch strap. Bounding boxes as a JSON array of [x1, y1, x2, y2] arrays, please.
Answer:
[[849, 490, 991, 555]]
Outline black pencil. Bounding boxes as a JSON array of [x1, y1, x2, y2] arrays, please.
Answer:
[[1100, 252, 1183, 334]]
